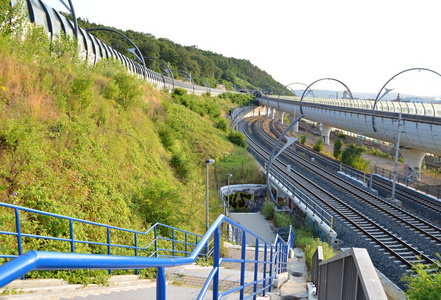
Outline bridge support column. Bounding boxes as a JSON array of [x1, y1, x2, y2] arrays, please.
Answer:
[[400, 149, 426, 181], [320, 124, 333, 145], [279, 112, 285, 124], [271, 108, 276, 120]]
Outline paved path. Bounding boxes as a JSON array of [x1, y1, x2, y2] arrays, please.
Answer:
[[228, 213, 276, 245]]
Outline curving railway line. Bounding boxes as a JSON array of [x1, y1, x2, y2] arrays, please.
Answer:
[[238, 116, 441, 289], [269, 119, 441, 224]]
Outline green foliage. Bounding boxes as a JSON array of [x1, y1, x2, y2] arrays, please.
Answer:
[[274, 212, 293, 228], [300, 135, 307, 145], [313, 139, 325, 152], [228, 130, 247, 148], [304, 240, 336, 270], [401, 254, 441, 299], [340, 143, 370, 171], [261, 200, 275, 220], [337, 132, 345, 138], [367, 147, 391, 159], [215, 118, 229, 133], [67, 74, 94, 114], [333, 139, 343, 159], [104, 72, 144, 110]]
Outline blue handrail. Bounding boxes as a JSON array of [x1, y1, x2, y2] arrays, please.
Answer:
[[0, 202, 294, 299]]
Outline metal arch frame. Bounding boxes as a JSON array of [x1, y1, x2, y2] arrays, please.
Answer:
[[251, 90, 263, 98], [86, 28, 146, 79], [173, 69, 193, 84], [278, 82, 315, 99], [193, 76, 211, 93], [57, 0, 78, 39], [143, 56, 175, 90], [371, 67, 441, 132], [266, 78, 353, 203]]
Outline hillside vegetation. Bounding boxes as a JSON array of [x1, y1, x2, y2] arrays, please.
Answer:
[[74, 18, 289, 93], [0, 0, 263, 248]]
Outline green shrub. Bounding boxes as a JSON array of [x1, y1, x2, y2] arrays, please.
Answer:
[[215, 118, 229, 132], [401, 254, 441, 299], [340, 143, 370, 171], [261, 200, 275, 220], [313, 139, 325, 152], [104, 72, 144, 110], [304, 239, 336, 269], [333, 139, 343, 159], [274, 212, 292, 228], [300, 135, 307, 144], [67, 74, 94, 114], [228, 130, 247, 148], [337, 132, 345, 138]]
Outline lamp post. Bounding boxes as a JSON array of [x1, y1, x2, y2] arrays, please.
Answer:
[[227, 174, 233, 215], [205, 159, 215, 232]]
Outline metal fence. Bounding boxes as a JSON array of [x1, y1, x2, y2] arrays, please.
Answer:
[[374, 165, 441, 199], [312, 247, 387, 300], [0, 202, 294, 300]]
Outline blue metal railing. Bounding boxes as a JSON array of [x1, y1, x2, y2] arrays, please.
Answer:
[[0, 202, 294, 299], [0, 202, 207, 268]]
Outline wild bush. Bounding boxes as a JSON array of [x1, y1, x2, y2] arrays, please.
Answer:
[[274, 212, 292, 228], [333, 138, 343, 159], [215, 118, 229, 132], [340, 143, 370, 171], [261, 200, 275, 220], [304, 239, 335, 269], [401, 254, 441, 299], [313, 138, 325, 152], [228, 130, 247, 148], [300, 135, 307, 145]]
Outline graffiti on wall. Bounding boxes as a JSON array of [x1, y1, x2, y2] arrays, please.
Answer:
[[404, 164, 420, 181], [224, 188, 267, 212], [226, 192, 253, 209]]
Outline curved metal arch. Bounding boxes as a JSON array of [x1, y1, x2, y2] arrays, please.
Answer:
[[193, 76, 211, 92], [55, 0, 78, 39], [266, 77, 352, 203], [252, 90, 262, 98], [143, 57, 174, 90], [371, 67, 441, 132], [278, 82, 315, 99], [86, 28, 146, 79]]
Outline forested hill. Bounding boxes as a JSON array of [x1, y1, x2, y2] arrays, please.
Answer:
[[76, 18, 288, 93]]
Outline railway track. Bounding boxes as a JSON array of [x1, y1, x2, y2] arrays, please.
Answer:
[[238, 117, 440, 276], [269, 119, 441, 223]]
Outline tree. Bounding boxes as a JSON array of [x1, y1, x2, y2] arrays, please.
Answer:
[[313, 139, 325, 152], [339, 143, 370, 171], [333, 139, 343, 159]]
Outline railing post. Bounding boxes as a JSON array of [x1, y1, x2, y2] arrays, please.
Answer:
[[14, 209, 22, 256], [240, 230, 247, 299], [69, 219, 74, 253], [156, 267, 166, 300], [185, 232, 188, 257], [253, 238, 259, 299], [213, 226, 220, 300], [172, 228, 175, 257], [263, 243, 267, 296], [154, 226, 158, 257], [107, 227, 111, 274], [134, 233, 138, 275], [275, 239, 279, 274], [269, 245, 273, 292]]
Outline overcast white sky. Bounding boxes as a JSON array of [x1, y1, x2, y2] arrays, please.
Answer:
[[44, 0, 441, 96]]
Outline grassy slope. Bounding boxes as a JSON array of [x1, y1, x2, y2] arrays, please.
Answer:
[[0, 17, 263, 249]]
